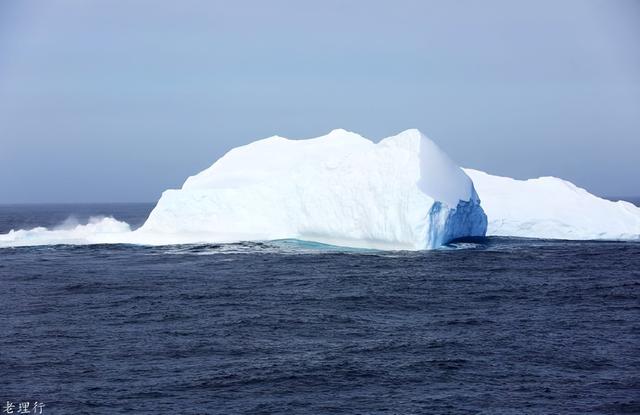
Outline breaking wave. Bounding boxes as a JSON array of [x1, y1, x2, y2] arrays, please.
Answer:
[[0, 216, 133, 248]]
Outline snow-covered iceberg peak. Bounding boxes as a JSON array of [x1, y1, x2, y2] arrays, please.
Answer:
[[465, 168, 640, 240], [137, 129, 487, 249]]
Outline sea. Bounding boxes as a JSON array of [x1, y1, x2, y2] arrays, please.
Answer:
[[1, 202, 639, 415]]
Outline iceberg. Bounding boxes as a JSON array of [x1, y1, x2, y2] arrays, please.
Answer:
[[464, 168, 640, 240], [135, 129, 488, 249], [4, 128, 637, 250]]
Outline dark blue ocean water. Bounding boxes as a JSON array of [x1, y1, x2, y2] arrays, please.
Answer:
[[1, 203, 639, 414]]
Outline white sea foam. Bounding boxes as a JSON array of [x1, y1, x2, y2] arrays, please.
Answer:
[[0, 216, 132, 247]]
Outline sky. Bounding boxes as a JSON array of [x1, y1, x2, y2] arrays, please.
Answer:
[[1, 0, 639, 203]]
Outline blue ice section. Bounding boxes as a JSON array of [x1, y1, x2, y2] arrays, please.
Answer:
[[427, 188, 488, 249]]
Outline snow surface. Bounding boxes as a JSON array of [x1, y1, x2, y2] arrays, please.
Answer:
[[136, 129, 487, 249], [465, 168, 640, 240]]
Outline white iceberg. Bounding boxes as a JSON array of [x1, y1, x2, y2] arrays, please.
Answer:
[[4, 128, 638, 250], [134, 129, 488, 249], [464, 168, 640, 240]]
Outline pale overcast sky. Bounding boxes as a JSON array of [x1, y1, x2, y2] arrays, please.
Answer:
[[1, 0, 639, 202]]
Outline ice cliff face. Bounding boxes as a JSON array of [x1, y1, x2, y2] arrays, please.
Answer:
[[465, 168, 640, 240], [137, 129, 487, 249]]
